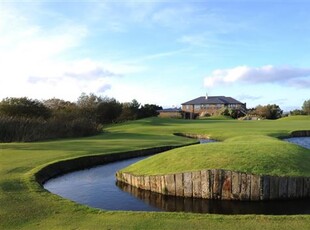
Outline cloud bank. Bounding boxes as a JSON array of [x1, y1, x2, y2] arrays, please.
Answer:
[[204, 65, 310, 88]]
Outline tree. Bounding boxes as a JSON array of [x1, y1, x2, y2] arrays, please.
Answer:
[[302, 99, 310, 115], [289, 109, 305, 116], [77, 93, 103, 121], [96, 97, 122, 124], [117, 99, 141, 121], [130, 99, 140, 115], [138, 104, 162, 118], [0, 97, 50, 119], [253, 104, 282, 119], [43, 98, 79, 120], [77, 93, 102, 108]]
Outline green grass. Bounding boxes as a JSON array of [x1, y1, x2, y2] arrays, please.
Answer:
[[0, 116, 310, 229], [122, 135, 310, 176]]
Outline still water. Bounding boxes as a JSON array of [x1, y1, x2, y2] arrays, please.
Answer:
[[284, 137, 310, 149], [44, 156, 160, 211], [44, 137, 310, 215]]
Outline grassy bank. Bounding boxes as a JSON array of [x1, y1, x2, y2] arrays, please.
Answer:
[[0, 116, 310, 229]]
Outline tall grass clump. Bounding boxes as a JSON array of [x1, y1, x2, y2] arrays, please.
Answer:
[[0, 115, 100, 142]]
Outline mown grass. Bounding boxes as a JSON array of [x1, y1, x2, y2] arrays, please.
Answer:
[[122, 135, 310, 176], [0, 115, 310, 229]]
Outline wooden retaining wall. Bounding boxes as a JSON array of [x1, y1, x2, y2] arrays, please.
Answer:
[[291, 130, 310, 137], [116, 169, 310, 201]]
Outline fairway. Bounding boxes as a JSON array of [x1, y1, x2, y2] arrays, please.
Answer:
[[1, 116, 310, 229]]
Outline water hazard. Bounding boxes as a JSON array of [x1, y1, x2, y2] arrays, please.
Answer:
[[44, 137, 310, 215], [284, 136, 310, 149]]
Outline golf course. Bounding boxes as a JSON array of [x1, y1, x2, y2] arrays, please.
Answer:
[[1, 115, 310, 229]]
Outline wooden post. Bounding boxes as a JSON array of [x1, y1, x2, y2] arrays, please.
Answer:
[[269, 177, 279, 200], [250, 174, 261, 201], [240, 173, 251, 200], [279, 177, 288, 199], [165, 174, 176, 196], [303, 178, 310, 197], [212, 169, 222, 199], [201, 170, 211, 199], [221, 170, 232, 200], [192, 171, 202, 198], [231, 171, 240, 200], [287, 177, 297, 198], [175, 173, 184, 196], [261, 176, 270, 200], [183, 172, 192, 197], [150, 175, 157, 192], [296, 177, 304, 198], [144, 176, 150, 190]]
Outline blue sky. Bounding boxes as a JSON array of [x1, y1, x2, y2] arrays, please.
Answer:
[[0, 1, 309, 111]]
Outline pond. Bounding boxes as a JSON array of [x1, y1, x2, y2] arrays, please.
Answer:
[[44, 156, 160, 211], [284, 137, 310, 149], [44, 137, 310, 215]]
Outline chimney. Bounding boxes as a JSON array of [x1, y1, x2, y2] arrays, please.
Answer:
[[205, 92, 208, 99]]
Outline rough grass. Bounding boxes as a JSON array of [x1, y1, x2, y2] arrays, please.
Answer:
[[0, 115, 310, 229]]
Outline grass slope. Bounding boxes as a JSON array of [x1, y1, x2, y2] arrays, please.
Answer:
[[0, 116, 310, 229]]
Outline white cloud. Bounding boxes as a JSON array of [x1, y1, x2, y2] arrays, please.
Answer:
[[204, 65, 310, 88], [0, 3, 147, 102], [6, 57, 122, 101]]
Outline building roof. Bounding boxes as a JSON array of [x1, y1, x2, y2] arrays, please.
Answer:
[[157, 108, 182, 112], [182, 96, 244, 105]]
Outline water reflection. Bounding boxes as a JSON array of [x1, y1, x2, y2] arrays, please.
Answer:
[[117, 181, 310, 215]]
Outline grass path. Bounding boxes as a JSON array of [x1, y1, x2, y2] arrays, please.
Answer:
[[0, 116, 310, 229]]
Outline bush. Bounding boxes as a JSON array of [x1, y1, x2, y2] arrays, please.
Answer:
[[0, 94, 163, 142], [0, 97, 51, 119], [289, 109, 306, 116], [0, 115, 100, 142], [251, 104, 282, 119], [302, 99, 310, 115]]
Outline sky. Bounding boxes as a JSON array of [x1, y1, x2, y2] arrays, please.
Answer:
[[0, 0, 309, 111]]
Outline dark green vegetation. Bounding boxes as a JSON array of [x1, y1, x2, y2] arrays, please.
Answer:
[[213, 103, 284, 119], [246, 104, 283, 119], [0, 94, 161, 142], [290, 99, 310, 116], [302, 99, 310, 115], [1, 116, 310, 229]]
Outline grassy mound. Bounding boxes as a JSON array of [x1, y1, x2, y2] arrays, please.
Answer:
[[121, 135, 310, 177]]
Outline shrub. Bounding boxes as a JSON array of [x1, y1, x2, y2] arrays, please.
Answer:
[[0, 115, 100, 142]]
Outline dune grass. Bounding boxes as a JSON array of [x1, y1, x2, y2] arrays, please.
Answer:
[[0, 116, 310, 229]]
